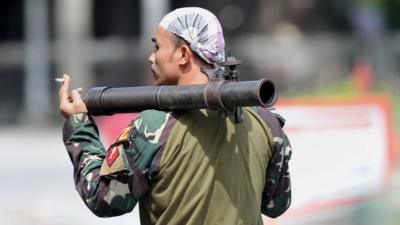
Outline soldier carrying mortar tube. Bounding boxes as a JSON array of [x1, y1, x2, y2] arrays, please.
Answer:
[[58, 7, 292, 225]]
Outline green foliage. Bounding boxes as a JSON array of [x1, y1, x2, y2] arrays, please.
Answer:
[[383, 0, 400, 29]]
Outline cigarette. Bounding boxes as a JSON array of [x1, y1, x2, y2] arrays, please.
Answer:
[[54, 78, 64, 83]]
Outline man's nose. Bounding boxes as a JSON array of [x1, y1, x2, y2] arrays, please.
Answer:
[[148, 53, 155, 64]]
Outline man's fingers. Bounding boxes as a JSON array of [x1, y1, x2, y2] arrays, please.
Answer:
[[59, 74, 71, 100], [71, 89, 82, 102], [71, 88, 86, 106], [58, 75, 73, 113], [71, 88, 88, 112], [58, 74, 87, 117], [62, 74, 71, 97], [75, 87, 83, 93]]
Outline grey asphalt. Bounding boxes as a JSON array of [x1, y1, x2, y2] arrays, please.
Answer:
[[1, 124, 400, 225], [0, 125, 140, 225]]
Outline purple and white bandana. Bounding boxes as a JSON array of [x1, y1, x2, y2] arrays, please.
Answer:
[[159, 7, 225, 64]]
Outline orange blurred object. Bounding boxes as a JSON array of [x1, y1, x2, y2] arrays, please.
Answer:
[[351, 58, 374, 94]]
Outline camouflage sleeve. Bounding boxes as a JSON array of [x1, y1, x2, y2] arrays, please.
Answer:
[[254, 107, 292, 218], [63, 113, 137, 217]]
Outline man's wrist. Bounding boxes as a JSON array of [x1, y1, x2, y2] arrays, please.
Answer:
[[63, 112, 94, 142], [66, 112, 93, 126]]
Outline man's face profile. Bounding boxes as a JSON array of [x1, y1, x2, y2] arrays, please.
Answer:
[[148, 27, 181, 85]]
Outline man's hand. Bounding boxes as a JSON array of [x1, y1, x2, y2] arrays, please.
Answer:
[[58, 74, 88, 118]]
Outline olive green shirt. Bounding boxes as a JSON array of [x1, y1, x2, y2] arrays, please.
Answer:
[[139, 108, 273, 225], [63, 107, 291, 224]]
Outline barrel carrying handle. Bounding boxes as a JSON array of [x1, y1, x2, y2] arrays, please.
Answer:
[[201, 53, 244, 123]]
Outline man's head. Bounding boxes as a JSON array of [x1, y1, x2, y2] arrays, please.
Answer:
[[149, 7, 225, 85]]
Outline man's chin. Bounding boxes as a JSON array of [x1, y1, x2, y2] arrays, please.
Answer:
[[153, 78, 163, 86], [152, 74, 160, 85]]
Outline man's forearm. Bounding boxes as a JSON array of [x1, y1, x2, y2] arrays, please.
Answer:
[[63, 113, 136, 217]]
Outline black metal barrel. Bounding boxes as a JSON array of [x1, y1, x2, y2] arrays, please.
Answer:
[[84, 78, 276, 116]]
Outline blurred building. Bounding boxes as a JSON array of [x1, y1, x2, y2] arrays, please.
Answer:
[[1, 0, 400, 123], [2, 2, 400, 225]]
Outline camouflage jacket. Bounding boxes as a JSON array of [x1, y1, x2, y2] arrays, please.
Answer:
[[62, 108, 291, 220], [254, 107, 292, 218]]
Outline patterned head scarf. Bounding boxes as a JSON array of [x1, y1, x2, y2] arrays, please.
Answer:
[[159, 7, 225, 64]]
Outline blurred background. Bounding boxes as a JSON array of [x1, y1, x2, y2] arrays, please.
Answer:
[[1, 0, 400, 224]]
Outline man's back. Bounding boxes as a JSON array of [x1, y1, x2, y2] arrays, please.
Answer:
[[139, 108, 274, 225]]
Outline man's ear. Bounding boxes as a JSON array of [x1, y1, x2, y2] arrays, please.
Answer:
[[179, 45, 191, 65]]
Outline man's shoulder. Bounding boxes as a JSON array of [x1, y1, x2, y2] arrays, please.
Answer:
[[138, 109, 170, 119], [247, 107, 286, 133], [130, 110, 180, 141], [134, 110, 172, 128]]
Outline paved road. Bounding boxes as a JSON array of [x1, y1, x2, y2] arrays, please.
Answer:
[[0, 125, 140, 225], [1, 124, 400, 225]]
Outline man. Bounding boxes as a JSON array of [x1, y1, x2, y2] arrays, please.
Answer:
[[59, 7, 291, 225]]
